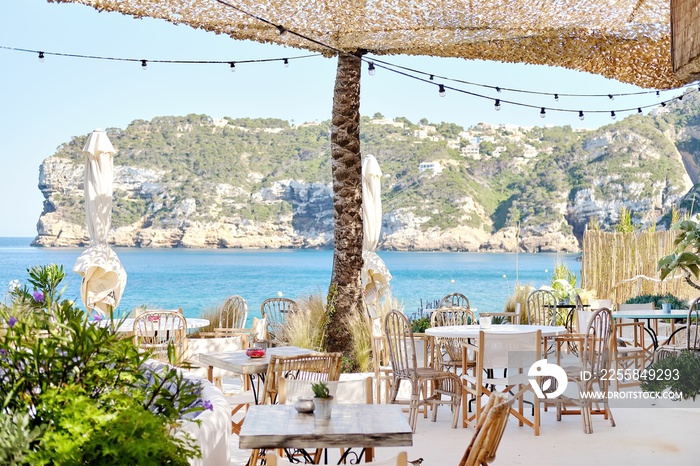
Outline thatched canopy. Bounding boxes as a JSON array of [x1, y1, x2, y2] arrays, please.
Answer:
[[53, 0, 684, 89]]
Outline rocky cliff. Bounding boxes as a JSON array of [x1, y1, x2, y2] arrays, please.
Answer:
[[33, 97, 700, 251]]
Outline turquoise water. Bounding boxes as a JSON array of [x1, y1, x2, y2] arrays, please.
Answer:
[[0, 238, 580, 324]]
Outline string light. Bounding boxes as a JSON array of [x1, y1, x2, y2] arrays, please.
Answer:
[[3, 40, 699, 122], [283, 58, 289, 67], [38, 51, 44, 63], [368, 62, 375, 76], [611, 111, 616, 120], [578, 111, 585, 121], [656, 90, 660, 97], [608, 94, 614, 100], [277, 25, 288, 37], [365, 54, 693, 99], [229, 61, 236, 72], [554, 93, 559, 101]]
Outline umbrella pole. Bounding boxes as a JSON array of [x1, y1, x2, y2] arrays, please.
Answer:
[[326, 51, 365, 355]]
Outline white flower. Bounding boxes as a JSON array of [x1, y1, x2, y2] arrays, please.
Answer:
[[8, 279, 20, 292]]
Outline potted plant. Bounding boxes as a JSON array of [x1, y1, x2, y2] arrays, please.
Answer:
[[311, 381, 334, 420]]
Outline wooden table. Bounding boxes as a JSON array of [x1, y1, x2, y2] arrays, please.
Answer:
[[198, 346, 316, 403], [239, 404, 412, 463]]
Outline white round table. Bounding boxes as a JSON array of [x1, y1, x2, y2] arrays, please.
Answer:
[[96, 317, 210, 333], [425, 324, 567, 338]]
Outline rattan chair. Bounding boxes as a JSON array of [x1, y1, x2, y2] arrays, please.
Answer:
[[526, 289, 557, 353], [439, 292, 471, 309], [552, 308, 616, 434], [461, 329, 542, 435], [431, 307, 476, 374], [526, 289, 557, 326], [261, 297, 298, 345], [655, 297, 700, 362], [133, 310, 187, 362], [458, 392, 513, 466], [250, 352, 343, 465], [384, 310, 461, 432], [209, 295, 248, 337]]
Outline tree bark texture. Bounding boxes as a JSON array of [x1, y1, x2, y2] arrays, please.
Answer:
[[326, 52, 364, 355]]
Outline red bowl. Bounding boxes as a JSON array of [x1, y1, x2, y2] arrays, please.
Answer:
[[246, 347, 266, 358]]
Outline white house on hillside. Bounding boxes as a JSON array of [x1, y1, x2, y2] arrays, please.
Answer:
[[418, 161, 443, 174]]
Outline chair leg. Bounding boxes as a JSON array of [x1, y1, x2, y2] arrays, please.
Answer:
[[409, 391, 420, 433]]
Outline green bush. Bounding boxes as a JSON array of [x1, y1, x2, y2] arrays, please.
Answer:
[[624, 293, 689, 310], [640, 351, 700, 400], [410, 315, 431, 333], [0, 264, 203, 465]]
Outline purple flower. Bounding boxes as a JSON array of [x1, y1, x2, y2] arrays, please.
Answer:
[[92, 312, 104, 322], [8, 316, 17, 328], [33, 290, 44, 303], [202, 399, 214, 411]]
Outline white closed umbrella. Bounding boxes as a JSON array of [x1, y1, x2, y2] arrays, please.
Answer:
[[361, 154, 391, 309], [73, 129, 127, 315]]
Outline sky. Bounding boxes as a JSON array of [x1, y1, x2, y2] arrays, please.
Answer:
[[0, 0, 689, 237]]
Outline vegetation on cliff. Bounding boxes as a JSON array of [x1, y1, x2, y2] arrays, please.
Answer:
[[38, 91, 700, 250]]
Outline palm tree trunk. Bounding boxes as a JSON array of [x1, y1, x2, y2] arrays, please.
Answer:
[[326, 52, 364, 355]]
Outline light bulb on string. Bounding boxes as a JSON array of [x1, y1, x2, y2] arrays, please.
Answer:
[[141, 59, 147, 71], [611, 111, 616, 120], [38, 51, 45, 63], [554, 94, 559, 101], [277, 25, 288, 37], [283, 58, 289, 67], [494, 99, 501, 111], [678, 95, 683, 101], [496, 86, 502, 93], [438, 84, 446, 97], [661, 101, 666, 107], [656, 90, 660, 97], [540, 107, 546, 118], [429, 75, 434, 81], [578, 111, 585, 121], [229, 62, 236, 72], [608, 94, 614, 100], [368, 62, 375, 76], [638, 108, 642, 114]]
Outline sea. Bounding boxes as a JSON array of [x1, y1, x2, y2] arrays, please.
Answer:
[[0, 237, 580, 324]]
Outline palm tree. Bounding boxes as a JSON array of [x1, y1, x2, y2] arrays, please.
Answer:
[[325, 52, 365, 354]]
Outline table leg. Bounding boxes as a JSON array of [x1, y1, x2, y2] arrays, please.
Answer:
[[207, 365, 214, 383]]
